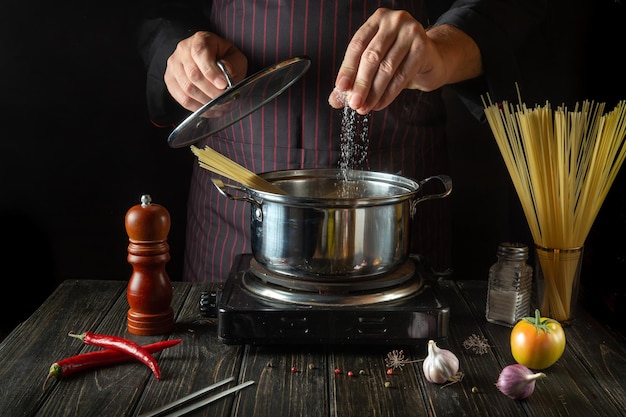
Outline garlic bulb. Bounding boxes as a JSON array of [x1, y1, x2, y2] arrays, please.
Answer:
[[496, 364, 546, 399], [422, 340, 460, 384]]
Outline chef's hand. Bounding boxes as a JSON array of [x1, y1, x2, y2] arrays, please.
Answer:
[[164, 31, 248, 112], [329, 8, 482, 114]]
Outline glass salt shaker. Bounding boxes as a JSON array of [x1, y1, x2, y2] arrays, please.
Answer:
[[486, 242, 533, 326]]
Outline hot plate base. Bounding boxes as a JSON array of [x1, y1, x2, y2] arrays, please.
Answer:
[[212, 254, 449, 345]]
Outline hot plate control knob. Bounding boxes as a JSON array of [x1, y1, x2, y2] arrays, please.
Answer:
[[199, 287, 222, 318]]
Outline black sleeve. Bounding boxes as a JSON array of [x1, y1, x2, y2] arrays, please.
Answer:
[[436, 0, 590, 121], [135, 0, 211, 126]]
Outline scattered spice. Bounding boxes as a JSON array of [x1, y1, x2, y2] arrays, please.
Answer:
[[334, 368, 341, 374], [308, 363, 316, 370], [291, 366, 298, 373], [359, 369, 366, 376], [384, 381, 392, 388], [472, 386, 479, 393], [463, 334, 491, 355], [386, 369, 394, 375], [347, 371, 354, 377]]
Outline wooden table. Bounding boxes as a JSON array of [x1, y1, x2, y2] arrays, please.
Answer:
[[1, 277, 625, 417]]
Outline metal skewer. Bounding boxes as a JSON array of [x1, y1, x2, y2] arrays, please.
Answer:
[[139, 377, 255, 417]]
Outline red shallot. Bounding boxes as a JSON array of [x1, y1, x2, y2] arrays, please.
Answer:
[[496, 364, 546, 399]]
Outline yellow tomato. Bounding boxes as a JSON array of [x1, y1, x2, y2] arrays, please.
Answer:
[[510, 309, 566, 370]]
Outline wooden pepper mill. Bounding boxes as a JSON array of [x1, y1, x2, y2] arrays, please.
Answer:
[[125, 194, 174, 335]]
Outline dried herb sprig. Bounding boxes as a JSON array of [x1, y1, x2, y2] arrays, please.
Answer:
[[462, 334, 491, 355], [385, 349, 423, 370]]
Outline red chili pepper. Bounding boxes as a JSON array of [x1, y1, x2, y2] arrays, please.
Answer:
[[68, 332, 162, 380], [47, 339, 181, 383]]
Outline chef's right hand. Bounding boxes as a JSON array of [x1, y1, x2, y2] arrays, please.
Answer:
[[164, 31, 248, 112]]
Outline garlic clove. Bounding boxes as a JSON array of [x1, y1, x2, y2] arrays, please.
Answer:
[[496, 364, 546, 399], [422, 339, 460, 384]]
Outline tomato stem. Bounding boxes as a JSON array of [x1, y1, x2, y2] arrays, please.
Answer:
[[522, 309, 551, 335]]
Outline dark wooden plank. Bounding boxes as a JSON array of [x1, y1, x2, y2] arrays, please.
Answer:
[[456, 280, 626, 417], [0, 280, 126, 417], [34, 280, 189, 417], [560, 308, 626, 413], [4, 278, 624, 417], [233, 344, 329, 417], [431, 280, 531, 417], [134, 284, 246, 417], [330, 345, 429, 417]]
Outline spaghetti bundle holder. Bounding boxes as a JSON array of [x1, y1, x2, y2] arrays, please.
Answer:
[[482, 95, 626, 320]]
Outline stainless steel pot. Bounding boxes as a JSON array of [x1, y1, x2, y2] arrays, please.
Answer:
[[212, 169, 452, 280]]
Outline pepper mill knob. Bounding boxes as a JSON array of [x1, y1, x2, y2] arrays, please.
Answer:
[[125, 194, 174, 335]]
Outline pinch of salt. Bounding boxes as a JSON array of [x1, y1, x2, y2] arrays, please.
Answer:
[[333, 88, 352, 107]]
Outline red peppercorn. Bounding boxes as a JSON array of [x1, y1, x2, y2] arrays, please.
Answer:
[[334, 368, 341, 374], [291, 366, 298, 373], [386, 368, 394, 375], [347, 371, 354, 377]]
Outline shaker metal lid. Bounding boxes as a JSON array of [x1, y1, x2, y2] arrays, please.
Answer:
[[168, 56, 312, 148]]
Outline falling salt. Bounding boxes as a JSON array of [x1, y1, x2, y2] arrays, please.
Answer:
[[335, 88, 370, 198]]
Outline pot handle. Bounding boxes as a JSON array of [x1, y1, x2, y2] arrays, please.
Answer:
[[411, 175, 453, 214], [211, 178, 257, 203]]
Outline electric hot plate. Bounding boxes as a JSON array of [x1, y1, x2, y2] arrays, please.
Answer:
[[200, 254, 449, 345]]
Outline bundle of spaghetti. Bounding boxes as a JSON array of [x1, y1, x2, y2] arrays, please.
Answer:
[[482, 96, 626, 320], [190, 145, 287, 195]]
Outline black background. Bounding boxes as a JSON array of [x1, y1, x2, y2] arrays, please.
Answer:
[[0, 3, 192, 335]]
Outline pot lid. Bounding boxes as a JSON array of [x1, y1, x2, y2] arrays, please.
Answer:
[[168, 56, 311, 148]]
